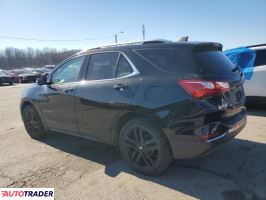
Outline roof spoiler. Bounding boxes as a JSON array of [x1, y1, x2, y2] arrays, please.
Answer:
[[192, 43, 223, 52]]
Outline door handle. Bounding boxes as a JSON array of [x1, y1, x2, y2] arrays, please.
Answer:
[[113, 83, 127, 90], [64, 87, 74, 93]]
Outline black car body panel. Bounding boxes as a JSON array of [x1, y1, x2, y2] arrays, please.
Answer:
[[19, 73, 41, 83], [0, 75, 14, 84], [20, 41, 247, 159], [0, 70, 15, 84]]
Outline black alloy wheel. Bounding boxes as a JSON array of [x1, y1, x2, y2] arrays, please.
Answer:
[[125, 127, 159, 168], [119, 118, 172, 175], [22, 105, 46, 139]]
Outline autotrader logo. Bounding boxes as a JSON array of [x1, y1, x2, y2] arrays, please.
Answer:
[[0, 188, 54, 200]]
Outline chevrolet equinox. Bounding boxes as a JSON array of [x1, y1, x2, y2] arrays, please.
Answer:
[[20, 40, 247, 175]]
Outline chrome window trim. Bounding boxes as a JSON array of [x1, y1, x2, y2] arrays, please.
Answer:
[[81, 51, 140, 83]]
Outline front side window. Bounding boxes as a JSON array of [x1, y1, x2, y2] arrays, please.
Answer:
[[116, 55, 134, 78], [52, 56, 85, 83], [85, 52, 119, 80]]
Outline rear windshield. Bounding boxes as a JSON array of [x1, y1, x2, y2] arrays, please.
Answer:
[[135, 47, 237, 75]]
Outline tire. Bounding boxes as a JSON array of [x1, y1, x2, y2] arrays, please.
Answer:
[[119, 117, 172, 175], [9, 82, 13, 85], [22, 105, 47, 139]]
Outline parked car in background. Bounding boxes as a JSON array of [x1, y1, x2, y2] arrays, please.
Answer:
[[43, 65, 56, 70], [224, 44, 266, 101], [20, 40, 246, 175], [0, 70, 15, 85], [37, 67, 53, 74], [8, 67, 52, 83], [18, 68, 42, 83], [8, 68, 40, 83], [8, 69, 25, 83]]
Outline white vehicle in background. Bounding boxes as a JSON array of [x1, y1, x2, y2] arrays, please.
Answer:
[[225, 44, 266, 101], [244, 44, 266, 100]]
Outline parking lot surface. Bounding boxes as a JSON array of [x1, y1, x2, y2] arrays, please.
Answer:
[[0, 84, 265, 200]]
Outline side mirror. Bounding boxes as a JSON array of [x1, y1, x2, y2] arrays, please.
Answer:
[[36, 76, 46, 85], [37, 72, 51, 85]]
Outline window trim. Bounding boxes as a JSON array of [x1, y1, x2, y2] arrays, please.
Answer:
[[83, 51, 140, 82]]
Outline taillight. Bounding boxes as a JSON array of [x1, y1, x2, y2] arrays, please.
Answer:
[[179, 79, 230, 98]]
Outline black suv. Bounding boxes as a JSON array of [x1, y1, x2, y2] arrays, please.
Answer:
[[20, 40, 247, 175]]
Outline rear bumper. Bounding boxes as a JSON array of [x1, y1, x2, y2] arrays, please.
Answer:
[[168, 110, 247, 159]]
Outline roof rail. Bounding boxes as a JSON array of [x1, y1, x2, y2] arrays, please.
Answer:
[[78, 39, 172, 54], [246, 43, 266, 48]]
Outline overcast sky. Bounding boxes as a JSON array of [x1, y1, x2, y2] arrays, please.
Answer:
[[0, 0, 265, 50]]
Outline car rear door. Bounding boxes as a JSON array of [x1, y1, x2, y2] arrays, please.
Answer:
[[75, 52, 139, 143], [39, 55, 86, 135]]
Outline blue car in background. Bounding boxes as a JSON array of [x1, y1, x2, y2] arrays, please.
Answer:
[[224, 44, 266, 101]]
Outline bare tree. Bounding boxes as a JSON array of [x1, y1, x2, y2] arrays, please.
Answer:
[[0, 47, 79, 69]]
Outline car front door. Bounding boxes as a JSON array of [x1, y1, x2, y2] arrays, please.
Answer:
[[75, 52, 139, 143], [39, 55, 86, 135]]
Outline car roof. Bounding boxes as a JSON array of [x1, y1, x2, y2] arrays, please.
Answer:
[[75, 39, 222, 56]]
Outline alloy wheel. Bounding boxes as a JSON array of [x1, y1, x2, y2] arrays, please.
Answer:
[[124, 127, 159, 168], [24, 109, 39, 135]]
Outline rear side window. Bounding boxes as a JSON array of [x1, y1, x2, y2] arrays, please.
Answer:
[[85, 52, 119, 80], [116, 55, 133, 78], [254, 50, 266, 67], [135, 47, 236, 75]]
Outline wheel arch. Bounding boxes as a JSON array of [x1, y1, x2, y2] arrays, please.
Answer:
[[112, 112, 143, 146], [21, 101, 33, 112], [20, 100, 47, 130], [111, 111, 172, 152]]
